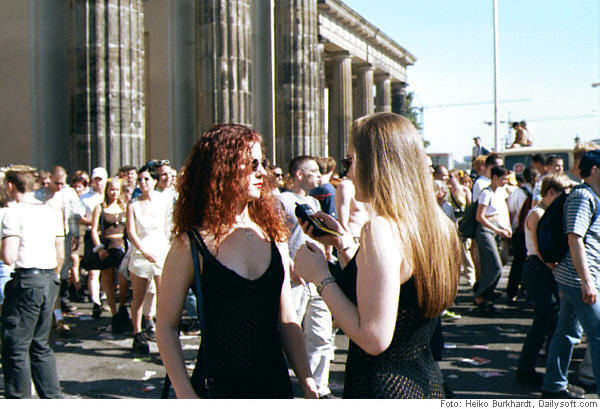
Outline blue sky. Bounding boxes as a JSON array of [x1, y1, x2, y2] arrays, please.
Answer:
[[343, 0, 600, 162]]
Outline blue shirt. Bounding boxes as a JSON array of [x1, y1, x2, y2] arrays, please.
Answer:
[[310, 183, 337, 218], [554, 185, 600, 289]]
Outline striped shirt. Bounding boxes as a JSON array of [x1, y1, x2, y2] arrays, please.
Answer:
[[553, 185, 600, 289]]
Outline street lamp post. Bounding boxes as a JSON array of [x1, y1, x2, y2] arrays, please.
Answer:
[[593, 82, 600, 138], [493, 0, 500, 151]]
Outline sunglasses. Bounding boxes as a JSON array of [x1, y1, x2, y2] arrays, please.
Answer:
[[251, 159, 269, 172], [138, 176, 152, 182], [273, 172, 283, 178]]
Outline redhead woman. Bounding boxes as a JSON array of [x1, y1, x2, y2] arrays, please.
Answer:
[[294, 112, 462, 398], [156, 124, 318, 399]]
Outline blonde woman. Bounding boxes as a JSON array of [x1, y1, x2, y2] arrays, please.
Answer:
[[294, 112, 461, 398], [90, 178, 130, 332]]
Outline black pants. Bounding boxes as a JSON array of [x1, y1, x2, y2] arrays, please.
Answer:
[[1, 269, 62, 398], [507, 230, 526, 299]]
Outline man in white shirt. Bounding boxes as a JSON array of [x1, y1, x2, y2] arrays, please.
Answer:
[[1, 165, 64, 398], [79, 167, 107, 317], [278, 156, 334, 398], [473, 166, 512, 313], [35, 166, 85, 313]]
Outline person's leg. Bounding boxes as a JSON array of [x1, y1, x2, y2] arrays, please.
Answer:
[[117, 272, 129, 308], [100, 268, 117, 315], [303, 286, 334, 397], [506, 230, 526, 300], [474, 226, 502, 303], [30, 273, 62, 398], [564, 286, 600, 395], [88, 270, 101, 304], [460, 238, 476, 286], [517, 257, 558, 377], [1, 276, 41, 398], [543, 285, 581, 393], [130, 273, 150, 335]]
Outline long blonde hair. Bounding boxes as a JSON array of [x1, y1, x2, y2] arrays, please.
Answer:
[[350, 112, 461, 318]]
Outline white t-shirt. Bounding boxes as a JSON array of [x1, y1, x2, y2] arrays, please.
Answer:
[[1, 193, 63, 269], [507, 185, 532, 231], [478, 186, 511, 231], [278, 191, 320, 259], [472, 175, 491, 202], [80, 190, 103, 231]]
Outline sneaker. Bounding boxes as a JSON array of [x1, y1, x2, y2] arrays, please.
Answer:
[[541, 385, 585, 399], [440, 310, 462, 321], [182, 319, 202, 336], [132, 332, 149, 354], [92, 302, 102, 319], [61, 301, 77, 313], [112, 307, 131, 334], [144, 323, 156, 342]]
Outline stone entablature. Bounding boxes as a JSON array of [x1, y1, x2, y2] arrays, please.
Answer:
[[318, 0, 416, 81]]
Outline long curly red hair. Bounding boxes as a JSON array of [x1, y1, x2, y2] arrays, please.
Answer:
[[172, 124, 288, 246]]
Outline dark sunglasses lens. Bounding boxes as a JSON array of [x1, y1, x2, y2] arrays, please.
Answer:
[[251, 159, 268, 171]]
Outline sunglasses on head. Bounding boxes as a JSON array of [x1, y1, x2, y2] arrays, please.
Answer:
[[251, 159, 269, 172]]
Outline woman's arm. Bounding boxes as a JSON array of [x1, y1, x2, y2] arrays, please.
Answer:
[[464, 186, 472, 206], [156, 236, 198, 398], [126, 201, 156, 263], [476, 202, 511, 239], [294, 217, 402, 356], [276, 242, 318, 399], [335, 181, 353, 232], [91, 205, 109, 260]]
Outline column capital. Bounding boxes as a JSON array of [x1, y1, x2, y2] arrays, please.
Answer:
[[391, 81, 408, 90], [374, 72, 391, 82], [353, 63, 373, 74], [330, 51, 352, 63]]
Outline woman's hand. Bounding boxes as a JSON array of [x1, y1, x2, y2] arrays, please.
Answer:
[[294, 241, 330, 285], [300, 377, 319, 399], [142, 250, 157, 263], [298, 211, 345, 248], [97, 248, 109, 261]]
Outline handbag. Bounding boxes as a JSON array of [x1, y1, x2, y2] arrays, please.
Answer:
[[161, 230, 212, 398]]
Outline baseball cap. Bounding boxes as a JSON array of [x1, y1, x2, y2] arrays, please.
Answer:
[[91, 167, 108, 180]]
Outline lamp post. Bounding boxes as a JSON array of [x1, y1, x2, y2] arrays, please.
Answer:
[[593, 82, 600, 138], [493, 0, 500, 151]]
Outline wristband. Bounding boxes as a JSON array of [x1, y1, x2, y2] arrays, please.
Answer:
[[93, 244, 105, 253], [317, 276, 336, 295]]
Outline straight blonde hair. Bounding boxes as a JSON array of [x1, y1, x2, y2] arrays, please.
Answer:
[[350, 112, 461, 318]]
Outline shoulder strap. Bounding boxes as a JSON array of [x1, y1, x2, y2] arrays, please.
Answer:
[[186, 230, 213, 395], [449, 190, 461, 208]]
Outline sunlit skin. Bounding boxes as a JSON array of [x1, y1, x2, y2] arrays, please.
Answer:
[[245, 143, 267, 201], [72, 181, 86, 197]]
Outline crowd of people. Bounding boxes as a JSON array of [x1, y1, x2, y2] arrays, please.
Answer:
[[1, 113, 600, 400]]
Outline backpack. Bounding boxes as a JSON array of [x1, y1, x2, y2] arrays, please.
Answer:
[[537, 184, 600, 263], [458, 187, 492, 239]]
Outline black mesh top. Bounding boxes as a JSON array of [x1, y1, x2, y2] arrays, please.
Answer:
[[336, 251, 444, 399], [189, 233, 293, 398]]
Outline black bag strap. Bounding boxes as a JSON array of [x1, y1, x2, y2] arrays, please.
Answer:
[[161, 230, 212, 398]]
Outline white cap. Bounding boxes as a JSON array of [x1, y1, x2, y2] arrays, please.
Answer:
[[91, 167, 108, 180]]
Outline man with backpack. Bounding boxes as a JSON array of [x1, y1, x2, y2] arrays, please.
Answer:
[[542, 150, 600, 399]]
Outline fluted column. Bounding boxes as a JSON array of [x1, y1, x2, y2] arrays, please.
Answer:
[[274, 0, 320, 168], [392, 81, 408, 116], [197, 0, 252, 134], [375, 73, 392, 113], [328, 52, 352, 163], [353, 64, 374, 119], [70, 0, 145, 175]]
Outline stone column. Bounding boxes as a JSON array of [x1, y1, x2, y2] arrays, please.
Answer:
[[274, 0, 320, 168], [392, 81, 408, 116], [70, 0, 145, 174], [375, 73, 392, 113], [353, 64, 374, 119], [197, 0, 252, 135], [328, 52, 353, 163]]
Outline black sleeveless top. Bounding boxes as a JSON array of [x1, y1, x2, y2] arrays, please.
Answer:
[[336, 252, 444, 398], [190, 233, 293, 399]]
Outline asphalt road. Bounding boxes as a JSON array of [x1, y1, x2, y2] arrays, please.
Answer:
[[0, 264, 596, 399]]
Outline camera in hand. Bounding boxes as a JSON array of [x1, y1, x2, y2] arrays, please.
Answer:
[[295, 203, 342, 237]]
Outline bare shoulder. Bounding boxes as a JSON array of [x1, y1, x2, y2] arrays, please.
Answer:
[[361, 216, 397, 242], [336, 179, 354, 195]]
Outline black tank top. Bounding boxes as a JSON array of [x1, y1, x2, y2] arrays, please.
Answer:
[[336, 251, 445, 398], [189, 232, 293, 398]]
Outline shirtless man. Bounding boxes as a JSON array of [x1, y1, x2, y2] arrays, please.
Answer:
[[509, 122, 532, 148]]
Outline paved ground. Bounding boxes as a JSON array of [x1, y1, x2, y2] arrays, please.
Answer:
[[0, 264, 596, 399]]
